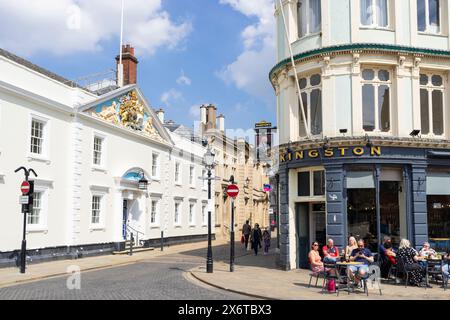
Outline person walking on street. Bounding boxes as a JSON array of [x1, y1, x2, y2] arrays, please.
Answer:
[[242, 220, 251, 250], [251, 224, 263, 256], [263, 227, 271, 255]]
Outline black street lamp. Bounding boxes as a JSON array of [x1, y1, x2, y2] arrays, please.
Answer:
[[14, 167, 37, 274], [203, 146, 215, 273]]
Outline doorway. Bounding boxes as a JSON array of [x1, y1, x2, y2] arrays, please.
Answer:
[[310, 203, 326, 255], [295, 203, 309, 269]]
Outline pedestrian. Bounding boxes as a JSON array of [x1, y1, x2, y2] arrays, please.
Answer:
[[251, 223, 262, 256], [263, 227, 271, 255], [242, 220, 251, 250]]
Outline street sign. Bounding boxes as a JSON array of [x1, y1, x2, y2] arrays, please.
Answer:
[[21, 181, 30, 195], [226, 184, 239, 198], [263, 184, 272, 192], [19, 196, 29, 205]]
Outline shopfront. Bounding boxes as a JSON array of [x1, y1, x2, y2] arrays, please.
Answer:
[[279, 144, 450, 270]]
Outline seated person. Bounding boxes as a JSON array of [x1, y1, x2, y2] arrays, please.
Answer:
[[397, 238, 428, 287], [345, 236, 358, 261], [308, 242, 324, 273], [322, 238, 340, 263], [442, 253, 449, 282], [348, 239, 374, 286], [418, 242, 437, 258]]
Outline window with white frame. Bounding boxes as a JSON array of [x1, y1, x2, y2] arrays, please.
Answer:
[[174, 202, 181, 225], [202, 170, 207, 189], [152, 153, 159, 178], [30, 119, 45, 155], [151, 200, 158, 224], [189, 203, 195, 225], [297, 0, 321, 38], [202, 204, 207, 225], [28, 191, 42, 225], [420, 73, 445, 136], [360, 0, 389, 28], [189, 166, 195, 186], [175, 162, 181, 184], [299, 74, 322, 137], [297, 169, 325, 197], [417, 0, 440, 33], [91, 195, 101, 225], [361, 68, 391, 132], [93, 136, 103, 166]]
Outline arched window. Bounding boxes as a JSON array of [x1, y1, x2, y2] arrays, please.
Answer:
[[361, 68, 391, 133], [299, 74, 322, 137], [420, 73, 445, 136]]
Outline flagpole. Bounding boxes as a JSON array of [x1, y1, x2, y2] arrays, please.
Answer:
[[118, 0, 125, 87], [277, 0, 310, 137]]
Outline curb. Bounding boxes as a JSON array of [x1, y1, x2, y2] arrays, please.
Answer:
[[189, 271, 277, 300]]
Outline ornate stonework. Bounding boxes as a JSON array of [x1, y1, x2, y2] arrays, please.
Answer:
[[86, 90, 164, 142]]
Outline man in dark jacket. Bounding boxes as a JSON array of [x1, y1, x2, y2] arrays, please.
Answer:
[[251, 224, 263, 256], [242, 220, 251, 250]]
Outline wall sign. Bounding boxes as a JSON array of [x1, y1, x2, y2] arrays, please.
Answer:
[[280, 146, 382, 163]]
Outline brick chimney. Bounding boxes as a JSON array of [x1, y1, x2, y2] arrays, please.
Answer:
[[205, 104, 217, 131], [116, 44, 139, 86]]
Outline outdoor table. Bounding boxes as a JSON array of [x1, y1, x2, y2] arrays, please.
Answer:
[[335, 261, 367, 294]]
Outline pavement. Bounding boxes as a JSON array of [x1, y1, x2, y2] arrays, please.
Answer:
[[190, 244, 450, 300]]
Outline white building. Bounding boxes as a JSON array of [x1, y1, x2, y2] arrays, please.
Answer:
[[272, 0, 450, 270], [0, 46, 212, 267]]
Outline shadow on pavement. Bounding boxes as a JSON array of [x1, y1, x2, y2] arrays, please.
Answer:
[[178, 238, 280, 270]]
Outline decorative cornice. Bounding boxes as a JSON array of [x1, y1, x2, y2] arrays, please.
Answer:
[[270, 43, 450, 86]]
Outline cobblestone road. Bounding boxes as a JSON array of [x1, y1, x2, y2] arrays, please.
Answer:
[[0, 244, 252, 300]]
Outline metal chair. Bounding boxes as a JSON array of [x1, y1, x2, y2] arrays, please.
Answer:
[[396, 256, 416, 288], [426, 259, 444, 287], [322, 262, 340, 295], [308, 268, 326, 288]]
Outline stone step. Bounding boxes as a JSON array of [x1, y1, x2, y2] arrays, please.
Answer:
[[112, 247, 155, 255]]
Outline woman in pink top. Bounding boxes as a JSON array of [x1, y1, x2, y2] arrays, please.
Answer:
[[308, 242, 324, 273]]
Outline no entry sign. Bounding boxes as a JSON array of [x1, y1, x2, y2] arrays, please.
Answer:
[[21, 181, 30, 195], [226, 184, 239, 198]]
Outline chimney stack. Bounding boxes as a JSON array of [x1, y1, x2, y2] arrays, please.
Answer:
[[156, 108, 165, 123], [217, 114, 225, 132], [205, 104, 217, 131], [116, 44, 139, 86], [200, 104, 207, 124]]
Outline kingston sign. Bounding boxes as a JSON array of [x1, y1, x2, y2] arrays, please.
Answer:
[[280, 146, 382, 162]]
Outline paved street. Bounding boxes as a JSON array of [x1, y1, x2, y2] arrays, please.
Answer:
[[0, 243, 250, 300]]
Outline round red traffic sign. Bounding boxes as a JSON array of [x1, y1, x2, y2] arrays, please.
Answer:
[[21, 181, 30, 195], [226, 184, 239, 198]]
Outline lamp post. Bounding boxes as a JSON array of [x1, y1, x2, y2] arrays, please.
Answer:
[[203, 146, 215, 273]]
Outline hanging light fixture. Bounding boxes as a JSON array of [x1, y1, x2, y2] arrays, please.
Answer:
[[138, 170, 148, 191]]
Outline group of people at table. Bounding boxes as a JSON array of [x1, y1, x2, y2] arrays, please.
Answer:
[[308, 237, 450, 288]]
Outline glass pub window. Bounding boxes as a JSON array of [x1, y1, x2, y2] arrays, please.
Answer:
[[91, 196, 101, 224], [420, 74, 444, 136], [360, 0, 388, 27], [298, 172, 311, 197], [418, 0, 440, 33], [361, 68, 391, 132], [297, 0, 322, 38], [151, 200, 157, 224], [313, 171, 325, 196], [299, 74, 322, 136], [28, 192, 42, 225], [152, 154, 158, 177]]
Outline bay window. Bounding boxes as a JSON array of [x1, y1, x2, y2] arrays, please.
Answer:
[[417, 0, 440, 33], [299, 74, 322, 137], [297, 0, 321, 38], [420, 73, 445, 136], [361, 68, 391, 132], [360, 0, 389, 28]]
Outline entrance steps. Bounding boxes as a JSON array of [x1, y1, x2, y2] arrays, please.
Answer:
[[112, 240, 155, 255]]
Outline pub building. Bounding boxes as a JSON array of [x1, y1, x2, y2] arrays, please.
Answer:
[[271, 0, 450, 270]]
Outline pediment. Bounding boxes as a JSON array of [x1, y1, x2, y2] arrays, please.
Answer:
[[80, 86, 172, 145]]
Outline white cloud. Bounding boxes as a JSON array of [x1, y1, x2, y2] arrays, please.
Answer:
[[176, 70, 192, 86], [0, 0, 192, 57], [218, 0, 275, 106], [189, 105, 200, 119], [161, 89, 182, 107]]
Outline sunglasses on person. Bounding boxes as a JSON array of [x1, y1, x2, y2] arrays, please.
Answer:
[[313, 244, 319, 247]]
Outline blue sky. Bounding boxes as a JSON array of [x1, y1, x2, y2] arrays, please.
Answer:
[[0, 0, 276, 134]]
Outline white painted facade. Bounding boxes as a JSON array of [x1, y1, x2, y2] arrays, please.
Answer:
[[0, 50, 211, 258]]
